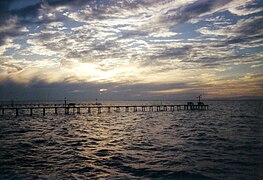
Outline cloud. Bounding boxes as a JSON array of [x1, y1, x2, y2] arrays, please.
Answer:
[[2, 71, 262, 100], [198, 16, 263, 50], [157, 0, 230, 26], [0, 0, 90, 46], [227, 0, 263, 16], [230, 16, 263, 37], [0, 0, 259, 48], [200, 73, 263, 98], [157, 0, 262, 28], [0, 16, 29, 47], [151, 45, 192, 60], [0, 57, 23, 74]]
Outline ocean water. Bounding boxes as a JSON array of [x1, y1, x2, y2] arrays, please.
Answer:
[[0, 100, 262, 179]]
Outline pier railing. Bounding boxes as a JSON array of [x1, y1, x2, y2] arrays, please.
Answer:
[[0, 103, 208, 116]]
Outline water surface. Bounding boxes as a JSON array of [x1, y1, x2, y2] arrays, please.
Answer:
[[0, 100, 262, 179]]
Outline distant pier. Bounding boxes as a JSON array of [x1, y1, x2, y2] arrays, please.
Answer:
[[0, 103, 208, 116]]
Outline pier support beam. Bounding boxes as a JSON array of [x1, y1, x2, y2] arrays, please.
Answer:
[[43, 108, 46, 116], [16, 109, 19, 116], [77, 107, 80, 114], [88, 107, 91, 113], [55, 108, 58, 115], [30, 108, 33, 116], [107, 107, 111, 113]]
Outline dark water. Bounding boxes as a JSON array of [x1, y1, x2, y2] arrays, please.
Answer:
[[0, 100, 263, 179]]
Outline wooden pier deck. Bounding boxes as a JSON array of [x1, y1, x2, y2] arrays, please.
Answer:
[[0, 103, 208, 116]]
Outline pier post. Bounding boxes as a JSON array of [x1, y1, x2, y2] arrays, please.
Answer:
[[64, 97, 67, 107], [125, 107, 129, 112], [77, 107, 80, 114], [65, 107, 69, 115], [55, 108, 58, 115], [133, 106, 137, 112], [30, 108, 33, 116], [116, 106, 120, 112], [149, 106, 153, 112], [98, 107, 101, 114], [88, 107, 91, 113], [108, 107, 111, 113], [142, 106, 145, 112], [16, 109, 19, 116], [43, 108, 45, 116]]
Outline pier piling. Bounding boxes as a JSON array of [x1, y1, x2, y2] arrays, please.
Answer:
[[116, 106, 120, 112], [125, 106, 129, 112], [133, 106, 137, 112], [98, 107, 101, 114]]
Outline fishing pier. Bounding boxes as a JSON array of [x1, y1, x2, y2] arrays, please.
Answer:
[[0, 102, 208, 116]]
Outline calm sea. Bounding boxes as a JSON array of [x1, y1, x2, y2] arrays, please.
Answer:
[[0, 100, 262, 179]]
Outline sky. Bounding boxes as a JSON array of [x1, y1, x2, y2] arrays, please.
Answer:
[[0, 0, 263, 101]]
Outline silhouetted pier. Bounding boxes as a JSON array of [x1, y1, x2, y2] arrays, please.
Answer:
[[0, 103, 208, 116]]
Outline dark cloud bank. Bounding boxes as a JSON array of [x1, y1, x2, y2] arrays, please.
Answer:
[[0, 80, 197, 101]]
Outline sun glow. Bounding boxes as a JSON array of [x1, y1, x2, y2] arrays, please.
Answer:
[[70, 63, 141, 83]]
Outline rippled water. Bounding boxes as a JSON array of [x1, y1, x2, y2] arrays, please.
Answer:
[[0, 100, 263, 179]]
